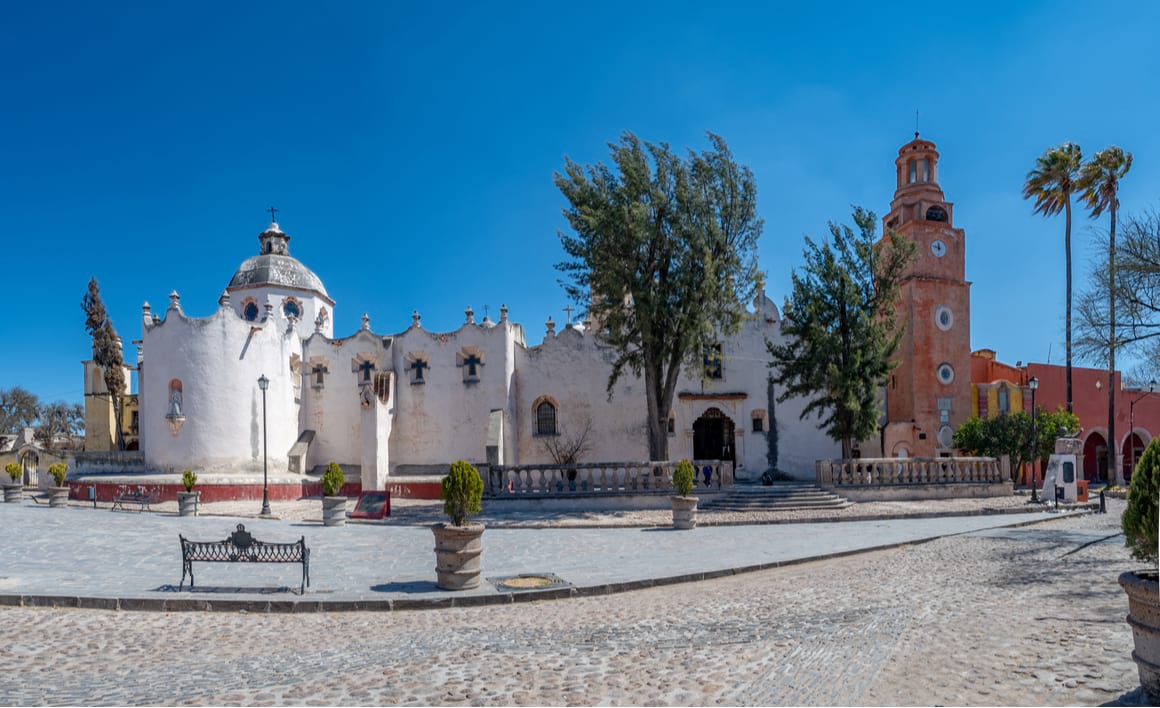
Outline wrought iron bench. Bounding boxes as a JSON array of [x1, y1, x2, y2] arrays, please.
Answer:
[[111, 491, 152, 512], [179, 524, 310, 594]]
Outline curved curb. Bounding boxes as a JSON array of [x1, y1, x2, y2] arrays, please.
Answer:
[[0, 511, 1086, 614]]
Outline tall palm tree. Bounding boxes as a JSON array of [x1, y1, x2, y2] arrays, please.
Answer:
[[1078, 146, 1133, 484], [1023, 142, 1083, 415]]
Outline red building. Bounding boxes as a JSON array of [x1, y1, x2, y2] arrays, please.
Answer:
[[971, 350, 1160, 485]]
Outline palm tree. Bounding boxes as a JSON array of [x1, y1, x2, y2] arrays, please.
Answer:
[[1078, 146, 1133, 484], [1023, 142, 1083, 415]]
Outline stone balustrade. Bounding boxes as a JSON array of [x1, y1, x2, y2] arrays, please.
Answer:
[[816, 457, 1004, 487], [485, 460, 733, 497]]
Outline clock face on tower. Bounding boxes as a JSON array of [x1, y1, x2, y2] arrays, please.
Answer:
[[931, 239, 947, 258]]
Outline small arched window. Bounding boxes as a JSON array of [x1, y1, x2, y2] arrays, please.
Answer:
[[283, 298, 301, 319], [926, 206, 948, 222], [908, 159, 917, 184], [536, 401, 557, 435], [243, 301, 260, 321]]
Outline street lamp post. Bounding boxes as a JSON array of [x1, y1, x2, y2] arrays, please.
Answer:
[[1129, 380, 1157, 481], [1029, 376, 1040, 504], [258, 374, 271, 517]]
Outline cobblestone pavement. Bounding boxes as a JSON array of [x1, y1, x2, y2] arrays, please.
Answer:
[[0, 499, 1148, 706]]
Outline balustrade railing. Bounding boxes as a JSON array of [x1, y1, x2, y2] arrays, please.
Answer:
[[815, 457, 1003, 487], [486, 460, 733, 497]]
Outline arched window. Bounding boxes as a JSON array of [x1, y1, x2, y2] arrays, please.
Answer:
[[282, 298, 301, 319], [908, 159, 917, 184], [926, 205, 948, 222], [536, 401, 557, 435], [243, 300, 260, 321]]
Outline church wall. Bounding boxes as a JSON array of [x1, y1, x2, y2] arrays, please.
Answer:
[[140, 300, 300, 474], [389, 320, 516, 472], [300, 328, 391, 474], [515, 326, 649, 466]]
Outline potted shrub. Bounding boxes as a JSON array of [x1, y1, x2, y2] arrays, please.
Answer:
[[432, 460, 484, 590], [1120, 437, 1160, 703], [178, 469, 200, 517], [320, 462, 347, 527], [3, 461, 22, 503], [47, 462, 70, 508], [670, 458, 698, 530]]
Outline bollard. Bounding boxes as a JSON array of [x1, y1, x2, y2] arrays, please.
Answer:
[[1099, 489, 1106, 514], [87, 485, 97, 508], [1055, 485, 1064, 511]]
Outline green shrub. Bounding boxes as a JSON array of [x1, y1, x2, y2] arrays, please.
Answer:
[[181, 470, 198, 493], [1124, 438, 1160, 564], [321, 462, 345, 497], [4, 462, 20, 483], [48, 463, 68, 487], [441, 460, 483, 526], [672, 459, 695, 496]]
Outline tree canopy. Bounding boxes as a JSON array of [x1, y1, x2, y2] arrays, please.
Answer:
[[555, 132, 763, 461], [0, 387, 40, 436], [954, 407, 1080, 485], [35, 401, 84, 449], [768, 207, 916, 458], [82, 277, 126, 449]]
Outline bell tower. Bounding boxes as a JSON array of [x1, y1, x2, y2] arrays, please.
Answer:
[[881, 135, 972, 457]]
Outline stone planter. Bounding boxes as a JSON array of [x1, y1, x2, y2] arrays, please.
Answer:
[[322, 496, 347, 526], [177, 491, 200, 517], [48, 486, 70, 508], [432, 522, 484, 590], [1120, 570, 1160, 703], [671, 495, 698, 530], [3, 484, 22, 503]]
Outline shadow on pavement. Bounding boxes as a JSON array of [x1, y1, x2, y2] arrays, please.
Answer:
[[370, 580, 441, 594]]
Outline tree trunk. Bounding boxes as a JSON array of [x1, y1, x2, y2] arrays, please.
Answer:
[[643, 360, 667, 461], [1108, 203, 1119, 485], [1065, 198, 1073, 414]]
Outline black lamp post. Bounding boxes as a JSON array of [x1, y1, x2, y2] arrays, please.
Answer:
[[1029, 376, 1040, 503], [1129, 380, 1157, 481], [258, 374, 271, 517]]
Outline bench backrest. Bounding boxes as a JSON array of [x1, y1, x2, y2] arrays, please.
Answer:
[[180, 524, 307, 562]]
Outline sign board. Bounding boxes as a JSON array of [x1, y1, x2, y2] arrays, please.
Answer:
[[350, 490, 391, 519]]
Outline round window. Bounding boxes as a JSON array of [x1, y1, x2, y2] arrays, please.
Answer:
[[938, 425, 954, 448], [937, 363, 955, 384], [243, 302, 260, 321], [283, 300, 301, 318], [935, 306, 953, 331]]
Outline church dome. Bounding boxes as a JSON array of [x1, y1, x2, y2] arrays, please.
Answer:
[[226, 222, 330, 299]]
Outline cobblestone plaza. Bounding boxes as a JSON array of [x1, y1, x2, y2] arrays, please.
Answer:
[[0, 498, 1149, 706]]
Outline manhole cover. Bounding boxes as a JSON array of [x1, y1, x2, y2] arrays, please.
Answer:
[[488, 573, 570, 592]]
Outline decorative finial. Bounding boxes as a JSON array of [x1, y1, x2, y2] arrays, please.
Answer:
[[914, 109, 919, 140], [546, 315, 556, 335], [218, 290, 230, 307], [500, 304, 508, 323], [361, 312, 370, 330], [314, 313, 324, 333], [142, 301, 151, 315], [264, 302, 274, 319], [168, 290, 181, 310], [465, 305, 475, 325], [412, 309, 421, 327]]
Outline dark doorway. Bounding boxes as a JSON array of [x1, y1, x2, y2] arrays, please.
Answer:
[[1082, 433, 1107, 482], [693, 407, 735, 462]]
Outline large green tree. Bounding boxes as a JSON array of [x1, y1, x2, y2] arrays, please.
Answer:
[[1078, 146, 1133, 483], [1023, 142, 1083, 414], [82, 277, 127, 450], [555, 132, 763, 461], [954, 407, 1080, 486], [768, 207, 916, 458]]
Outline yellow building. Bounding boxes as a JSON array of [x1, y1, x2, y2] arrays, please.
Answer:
[[82, 360, 138, 451]]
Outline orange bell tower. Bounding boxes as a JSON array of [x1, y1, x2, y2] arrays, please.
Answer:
[[881, 135, 972, 458]]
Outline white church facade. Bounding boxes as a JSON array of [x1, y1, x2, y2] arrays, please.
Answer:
[[131, 219, 838, 492]]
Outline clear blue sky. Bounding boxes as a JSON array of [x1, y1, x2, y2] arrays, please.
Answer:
[[2, 1, 1158, 406]]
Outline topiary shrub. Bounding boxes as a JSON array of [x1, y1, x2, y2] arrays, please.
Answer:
[[672, 459, 695, 497], [321, 462, 345, 497], [1124, 438, 1160, 564], [48, 463, 68, 487], [181, 469, 198, 492], [442, 460, 483, 526], [4, 462, 20, 483]]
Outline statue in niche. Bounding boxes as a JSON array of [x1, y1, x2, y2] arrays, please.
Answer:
[[169, 390, 183, 418]]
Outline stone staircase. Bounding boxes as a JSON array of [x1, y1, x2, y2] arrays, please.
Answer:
[[699, 481, 850, 512]]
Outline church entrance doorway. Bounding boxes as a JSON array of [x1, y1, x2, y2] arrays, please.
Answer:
[[693, 407, 735, 463]]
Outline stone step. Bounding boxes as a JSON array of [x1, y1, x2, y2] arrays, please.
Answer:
[[699, 483, 849, 512]]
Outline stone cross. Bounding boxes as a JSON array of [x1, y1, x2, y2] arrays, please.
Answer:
[[410, 358, 429, 382], [353, 359, 375, 383], [462, 353, 482, 378], [267, 206, 278, 222]]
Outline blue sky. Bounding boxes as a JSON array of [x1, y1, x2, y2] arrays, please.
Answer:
[[2, 1, 1158, 406]]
